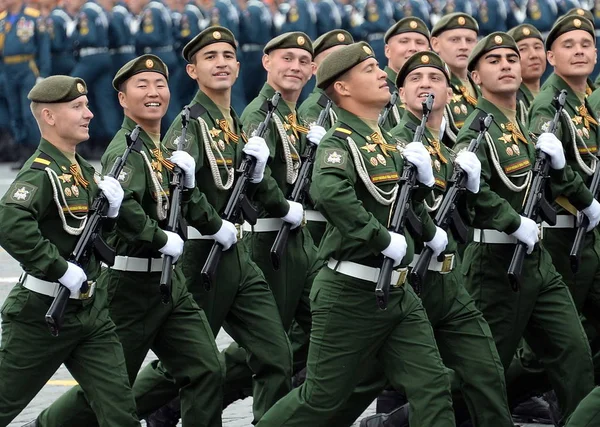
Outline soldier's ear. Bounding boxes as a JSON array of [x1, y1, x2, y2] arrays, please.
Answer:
[[398, 87, 406, 105], [445, 87, 453, 105], [118, 91, 128, 110], [186, 63, 198, 81], [41, 107, 55, 127], [236, 61, 240, 78], [595, 48, 598, 65], [547, 50, 555, 67], [384, 43, 391, 60], [471, 69, 481, 86], [430, 37, 440, 53], [262, 54, 271, 72]]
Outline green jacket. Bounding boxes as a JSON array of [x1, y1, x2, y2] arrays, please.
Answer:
[[517, 83, 534, 124], [588, 87, 600, 113], [378, 66, 404, 132], [310, 107, 436, 268], [298, 87, 338, 130], [0, 139, 106, 281], [446, 72, 480, 133]]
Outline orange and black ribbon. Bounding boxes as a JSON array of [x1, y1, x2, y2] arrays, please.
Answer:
[[428, 139, 448, 164], [286, 113, 309, 138], [217, 119, 240, 144], [370, 132, 396, 157], [458, 86, 478, 106], [151, 148, 175, 172], [506, 122, 528, 145], [578, 105, 598, 130], [69, 164, 89, 188]]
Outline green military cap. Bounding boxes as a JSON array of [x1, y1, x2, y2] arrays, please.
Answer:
[[313, 30, 353, 58], [507, 24, 543, 43], [431, 12, 478, 37], [385, 17, 430, 44], [316, 41, 375, 90], [28, 75, 88, 103], [112, 54, 169, 91], [545, 14, 595, 50], [565, 7, 595, 25], [396, 51, 449, 87], [264, 31, 314, 57], [468, 31, 519, 71], [182, 26, 236, 63]]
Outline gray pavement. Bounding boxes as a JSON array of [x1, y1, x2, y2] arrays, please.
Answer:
[[0, 163, 551, 427]]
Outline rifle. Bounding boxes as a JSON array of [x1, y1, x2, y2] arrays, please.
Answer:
[[45, 125, 143, 336], [378, 90, 399, 127], [507, 89, 567, 291], [200, 92, 282, 290], [159, 106, 190, 303], [270, 99, 333, 270], [375, 93, 434, 310], [410, 114, 493, 293]]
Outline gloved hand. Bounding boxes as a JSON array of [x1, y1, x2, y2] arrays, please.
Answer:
[[455, 151, 481, 193], [583, 199, 600, 231], [169, 150, 196, 188], [159, 231, 184, 262], [129, 18, 140, 35], [536, 133, 566, 170], [307, 125, 326, 146], [66, 20, 77, 37], [381, 232, 408, 267], [58, 262, 87, 296], [510, 216, 539, 254], [403, 142, 435, 187], [425, 226, 448, 257], [97, 176, 124, 218], [209, 220, 238, 251], [35, 77, 44, 85], [243, 136, 270, 183], [281, 200, 304, 229]]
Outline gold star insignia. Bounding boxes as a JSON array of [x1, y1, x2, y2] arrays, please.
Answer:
[[58, 173, 72, 183], [451, 93, 463, 103], [209, 127, 222, 138], [572, 115, 583, 125], [360, 143, 377, 153], [499, 133, 513, 144]]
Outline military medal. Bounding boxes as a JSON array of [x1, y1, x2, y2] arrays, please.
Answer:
[[370, 157, 378, 166], [64, 187, 72, 197], [156, 171, 163, 183], [454, 106, 461, 115], [218, 140, 226, 151], [460, 105, 468, 115], [71, 185, 79, 197], [434, 159, 441, 172], [583, 127, 590, 139], [506, 147, 514, 156], [577, 129, 584, 138], [377, 154, 386, 166], [512, 144, 520, 155]]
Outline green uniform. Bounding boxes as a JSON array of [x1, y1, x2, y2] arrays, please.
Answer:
[[444, 73, 480, 144], [129, 90, 293, 423], [378, 66, 404, 132], [457, 97, 594, 418], [37, 117, 225, 427], [517, 83, 535, 124], [0, 140, 140, 427], [566, 387, 600, 427], [255, 107, 455, 427], [588, 86, 600, 112]]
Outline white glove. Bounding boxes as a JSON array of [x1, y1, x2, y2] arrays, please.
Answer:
[[169, 150, 196, 188], [307, 125, 326, 146], [209, 220, 238, 251], [129, 18, 140, 34], [97, 176, 124, 218], [243, 136, 269, 183], [455, 151, 481, 193], [582, 199, 600, 231], [536, 133, 566, 170], [381, 232, 408, 267], [281, 200, 304, 229], [510, 216, 539, 254], [403, 142, 435, 187], [58, 262, 87, 296], [66, 20, 77, 37], [425, 226, 448, 257], [35, 77, 44, 85], [159, 231, 184, 262]]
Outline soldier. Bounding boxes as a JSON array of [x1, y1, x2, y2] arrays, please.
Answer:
[[475, 0, 509, 36], [110, 0, 136, 71], [1, 75, 139, 427], [457, 31, 596, 420], [127, 26, 294, 426], [565, 387, 600, 427], [355, 0, 394, 67], [430, 12, 480, 141], [43, 0, 76, 76], [392, 0, 430, 27], [177, 0, 208, 104], [35, 55, 227, 427], [0, 0, 50, 168], [564, 8, 598, 93], [254, 41, 455, 427]]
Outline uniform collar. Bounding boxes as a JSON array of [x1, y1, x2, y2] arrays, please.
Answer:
[[543, 73, 593, 115], [38, 138, 91, 171], [336, 107, 392, 142], [121, 115, 163, 153], [384, 66, 398, 89], [259, 82, 295, 118]]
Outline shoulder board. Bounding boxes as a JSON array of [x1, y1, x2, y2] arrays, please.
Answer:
[[149, 2, 166, 10], [333, 127, 352, 139], [113, 5, 128, 14], [468, 110, 489, 132], [24, 7, 41, 17], [259, 100, 270, 113], [189, 103, 207, 120], [51, 8, 71, 21], [0, 11, 7, 19], [317, 93, 331, 109], [30, 152, 53, 171], [405, 121, 417, 132]]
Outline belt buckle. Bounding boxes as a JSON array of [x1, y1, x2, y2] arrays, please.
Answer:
[[79, 281, 95, 300], [393, 269, 407, 288], [235, 223, 243, 239], [441, 254, 454, 273]]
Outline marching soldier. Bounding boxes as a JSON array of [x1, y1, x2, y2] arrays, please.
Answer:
[[564, 8, 598, 93], [177, 0, 207, 104], [35, 55, 226, 427], [392, 0, 430, 27], [254, 41, 456, 427], [46, 0, 76, 76], [1, 75, 139, 427], [110, 0, 136, 71], [457, 31, 596, 420], [355, 0, 394, 66]]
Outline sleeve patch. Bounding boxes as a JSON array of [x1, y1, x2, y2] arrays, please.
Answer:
[[530, 115, 554, 134], [320, 148, 347, 169], [165, 129, 194, 151], [117, 165, 133, 185], [6, 182, 38, 207]]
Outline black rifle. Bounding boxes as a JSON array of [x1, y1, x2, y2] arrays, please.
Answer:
[[200, 92, 282, 290], [270, 99, 333, 270], [410, 113, 493, 292], [375, 93, 434, 310], [378, 90, 399, 127], [159, 106, 190, 303], [45, 125, 143, 336], [507, 89, 567, 291]]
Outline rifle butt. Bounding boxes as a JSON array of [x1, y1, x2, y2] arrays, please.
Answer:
[[375, 258, 394, 310], [45, 285, 70, 336], [410, 247, 433, 294], [201, 243, 223, 291], [507, 243, 526, 292], [159, 256, 174, 304], [270, 224, 291, 270], [570, 227, 587, 273]]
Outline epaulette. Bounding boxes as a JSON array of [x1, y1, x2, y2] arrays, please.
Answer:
[[469, 110, 490, 132], [405, 121, 417, 132], [189, 103, 207, 120], [0, 11, 7, 19], [333, 127, 352, 139], [317, 93, 331, 109], [259, 99, 270, 113], [30, 152, 53, 171], [24, 7, 41, 17]]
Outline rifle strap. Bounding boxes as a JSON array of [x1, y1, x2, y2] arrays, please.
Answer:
[[317, 94, 337, 127]]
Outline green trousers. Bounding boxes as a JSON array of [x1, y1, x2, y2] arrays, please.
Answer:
[[38, 267, 224, 427], [255, 266, 455, 427], [462, 242, 594, 418], [566, 386, 600, 427], [130, 240, 293, 423], [0, 281, 140, 427]]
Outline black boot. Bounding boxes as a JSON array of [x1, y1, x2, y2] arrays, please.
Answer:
[[145, 397, 181, 427], [511, 395, 553, 424], [543, 390, 563, 426], [359, 404, 410, 427], [376, 389, 407, 414]]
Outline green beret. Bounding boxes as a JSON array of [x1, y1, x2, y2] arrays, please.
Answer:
[[565, 7, 595, 25], [28, 75, 88, 103], [546, 14, 595, 50], [182, 26, 236, 63], [468, 32, 519, 71], [313, 30, 353, 58], [396, 52, 449, 87], [507, 24, 543, 43], [316, 41, 375, 90], [385, 17, 430, 44], [264, 32, 313, 57], [431, 12, 478, 37], [112, 54, 169, 91]]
